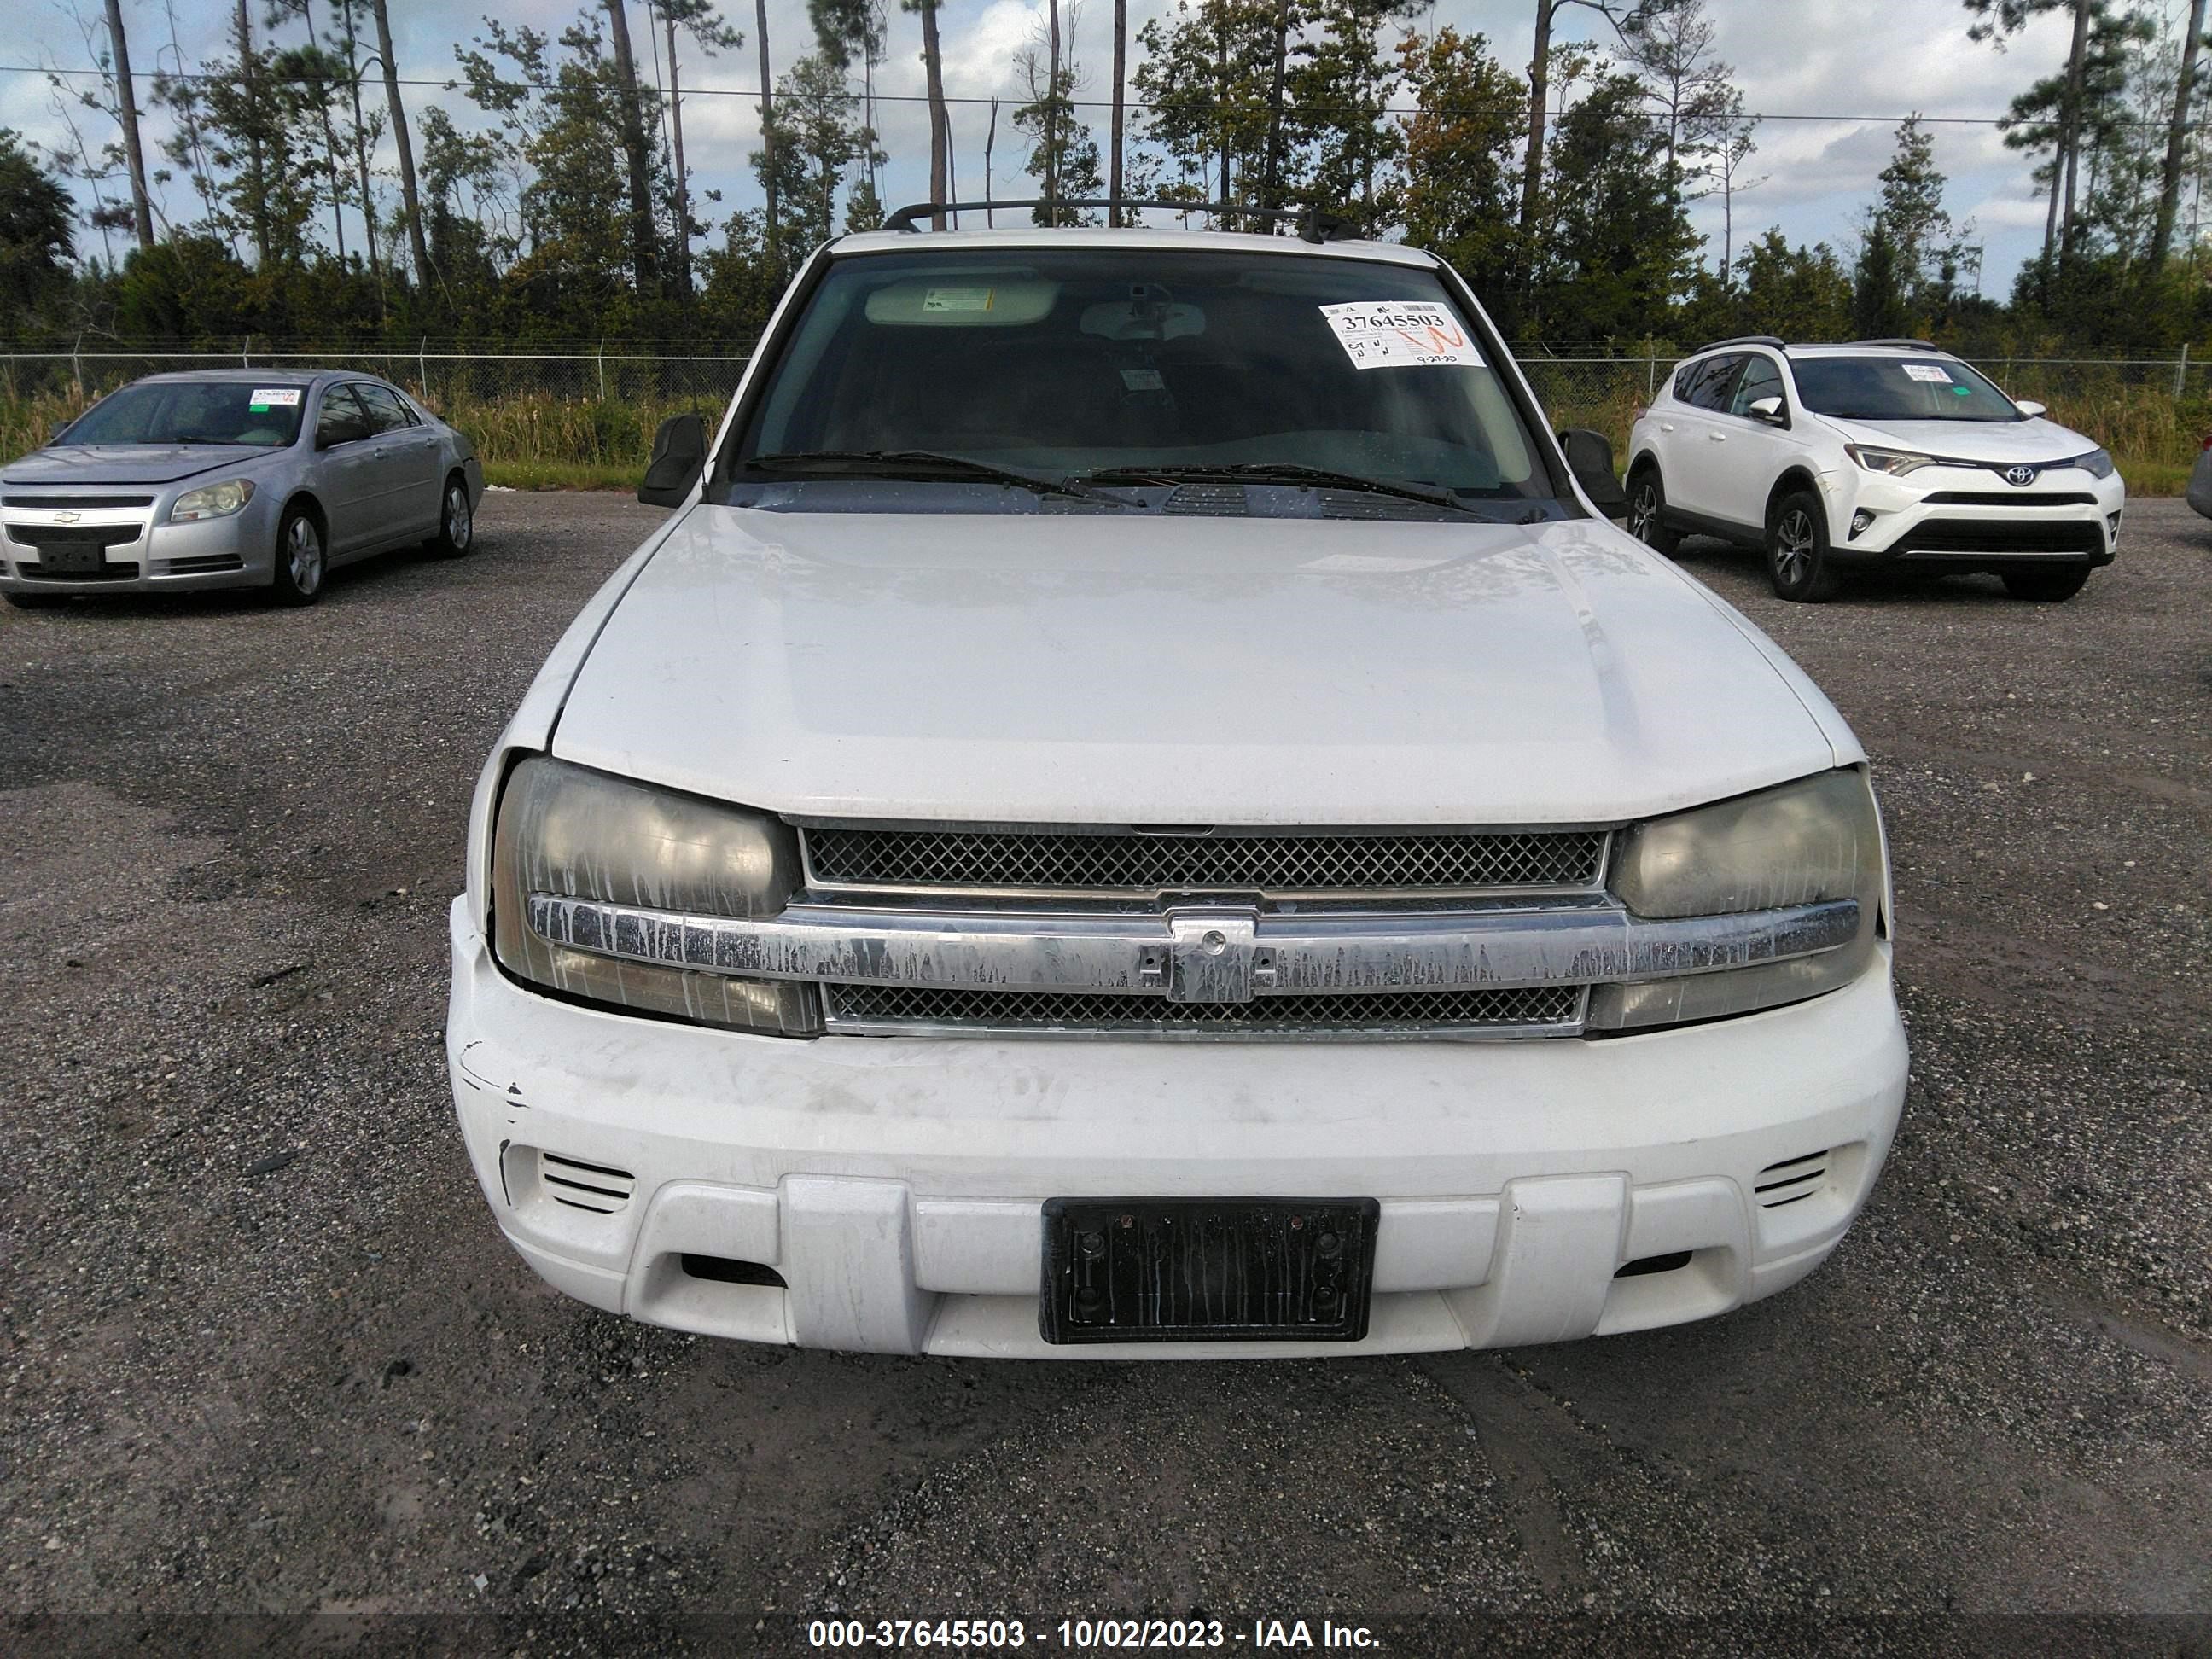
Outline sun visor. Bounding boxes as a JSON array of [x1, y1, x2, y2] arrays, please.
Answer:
[[863, 279, 1059, 326]]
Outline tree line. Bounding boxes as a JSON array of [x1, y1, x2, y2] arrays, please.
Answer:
[[5, 0, 2212, 352]]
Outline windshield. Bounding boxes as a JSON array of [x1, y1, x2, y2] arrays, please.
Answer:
[[1790, 357, 2021, 422], [62, 381, 308, 447], [733, 247, 1564, 515]]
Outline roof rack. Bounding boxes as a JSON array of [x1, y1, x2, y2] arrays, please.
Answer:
[[1849, 338, 1943, 352], [881, 199, 1366, 245], [1690, 335, 1786, 354]]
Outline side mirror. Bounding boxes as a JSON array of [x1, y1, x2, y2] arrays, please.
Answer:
[[2014, 399, 2047, 418], [1557, 428, 1627, 516], [641, 414, 707, 506], [1747, 395, 1785, 425]]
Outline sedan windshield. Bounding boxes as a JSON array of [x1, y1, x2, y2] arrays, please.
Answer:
[[63, 381, 307, 447], [734, 248, 1564, 515], [1790, 357, 2021, 422]]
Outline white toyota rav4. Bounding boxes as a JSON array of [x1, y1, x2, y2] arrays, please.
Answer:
[[1626, 337, 2122, 602], [446, 224, 1908, 1358]]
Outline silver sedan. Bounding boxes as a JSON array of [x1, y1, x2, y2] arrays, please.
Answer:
[[1, 369, 484, 607]]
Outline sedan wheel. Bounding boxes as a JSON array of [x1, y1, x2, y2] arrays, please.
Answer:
[[271, 507, 326, 606], [425, 475, 474, 557]]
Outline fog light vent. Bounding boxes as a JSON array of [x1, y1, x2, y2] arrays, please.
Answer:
[[1848, 509, 1874, 539], [1755, 1150, 1830, 1209], [539, 1151, 636, 1214]]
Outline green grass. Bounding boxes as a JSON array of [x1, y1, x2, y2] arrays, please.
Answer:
[[482, 459, 640, 492], [2117, 459, 2191, 496]]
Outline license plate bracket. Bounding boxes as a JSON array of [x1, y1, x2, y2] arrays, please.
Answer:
[[1040, 1196, 1380, 1343], [33, 540, 104, 575]]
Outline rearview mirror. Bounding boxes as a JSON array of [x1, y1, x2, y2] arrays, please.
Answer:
[[1557, 428, 1627, 517], [641, 414, 707, 507], [2014, 399, 2047, 418], [1747, 395, 1784, 424]]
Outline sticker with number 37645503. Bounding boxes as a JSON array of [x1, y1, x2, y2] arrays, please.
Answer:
[[1319, 301, 1486, 370]]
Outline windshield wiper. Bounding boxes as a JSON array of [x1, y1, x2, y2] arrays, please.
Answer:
[[1077, 461, 1479, 514], [743, 449, 1124, 504]]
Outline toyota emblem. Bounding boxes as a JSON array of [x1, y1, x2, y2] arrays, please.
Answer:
[[2004, 464, 2037, 486]]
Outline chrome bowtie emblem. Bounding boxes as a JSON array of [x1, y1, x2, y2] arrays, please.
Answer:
[[54, 510, 82, 523], [2004, 464, 2037, 486]]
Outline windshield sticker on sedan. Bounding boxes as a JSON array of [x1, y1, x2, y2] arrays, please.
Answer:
[[1319, 301, 1484, 370], [247, 387, 302, 410], [1901, 364, 1953, 383], [922, 287, 995, 313]]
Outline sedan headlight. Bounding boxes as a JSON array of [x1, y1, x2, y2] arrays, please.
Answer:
[[1843, 444, 1936, 477], [490, 756, 821, 1036], [170, 479, 256, 521], [1589, 770, 1888, 1031], [2074, 448, 2115, 479]]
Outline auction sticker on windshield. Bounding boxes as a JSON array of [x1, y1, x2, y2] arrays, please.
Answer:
[[1901, 364, 1953, 383], [1320, 301, 1484, 370], [248, 388, 302, 410]]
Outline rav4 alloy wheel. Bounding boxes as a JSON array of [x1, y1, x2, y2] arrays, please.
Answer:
[[1627, 467, 1680, 556], [1767, 490, 1841, 602]]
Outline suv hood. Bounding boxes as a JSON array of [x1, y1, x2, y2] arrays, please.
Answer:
[[1818, 415, 2093, 463], [550, 505, 1848, 826], [1, 444, 281, 486]]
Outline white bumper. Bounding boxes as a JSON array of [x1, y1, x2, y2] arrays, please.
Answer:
[[446, 898, 1908, 1359], [1827, 465, 2125, 561]]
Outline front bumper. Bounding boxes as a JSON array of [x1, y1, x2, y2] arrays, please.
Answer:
[[0, 503, 276, 593], [447, 898, 1909, 1359], [1825, 466, 2124, 568]]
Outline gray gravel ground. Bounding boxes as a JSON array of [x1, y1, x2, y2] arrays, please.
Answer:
[[1, 493, 2208, 1656]]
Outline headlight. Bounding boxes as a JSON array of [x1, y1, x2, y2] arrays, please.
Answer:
[[1589, 770, 1887, 1032], [2075, 448, 2115, 479], [1844, 444, 1936, 477], [170, 479, 256, 521], [490, 756, 821, 1036]]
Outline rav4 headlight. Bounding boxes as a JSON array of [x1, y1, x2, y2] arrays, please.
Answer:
[[2074, 448, 2115, 479], [1844, 444, 1936, 478], [170, 479, 256, 521], [490, 755, 821, 1036], [1588, 769, 1888, 1032]]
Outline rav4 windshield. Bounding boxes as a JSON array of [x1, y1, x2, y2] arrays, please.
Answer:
[[735, 248, 1563, 508], [62, 381, 308, 447], [1790, 357, 2021, 422]]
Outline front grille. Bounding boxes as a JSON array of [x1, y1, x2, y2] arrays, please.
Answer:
[[1892, 520, 2103, 556], [7, 524, 143, 550], [20, 561, 139, 582], [803, 825, 1608, 895], [1920, 491, 2096, 507], [823, 982, 1586, 1036], [3, 493, 155, 509], [160, 553, 247, 576]]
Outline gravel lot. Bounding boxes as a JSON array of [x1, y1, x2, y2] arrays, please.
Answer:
[[2, 492, 2208, 1655]]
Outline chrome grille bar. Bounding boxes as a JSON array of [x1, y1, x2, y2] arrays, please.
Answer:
[[525, 892, 1860, 1000]]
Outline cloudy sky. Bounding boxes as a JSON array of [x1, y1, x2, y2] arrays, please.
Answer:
[[1, 0, 2166, 309]]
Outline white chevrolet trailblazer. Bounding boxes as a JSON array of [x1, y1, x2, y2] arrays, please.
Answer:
[[446, 220, 1909, 1358], [1626, 337, 2122, 602]]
